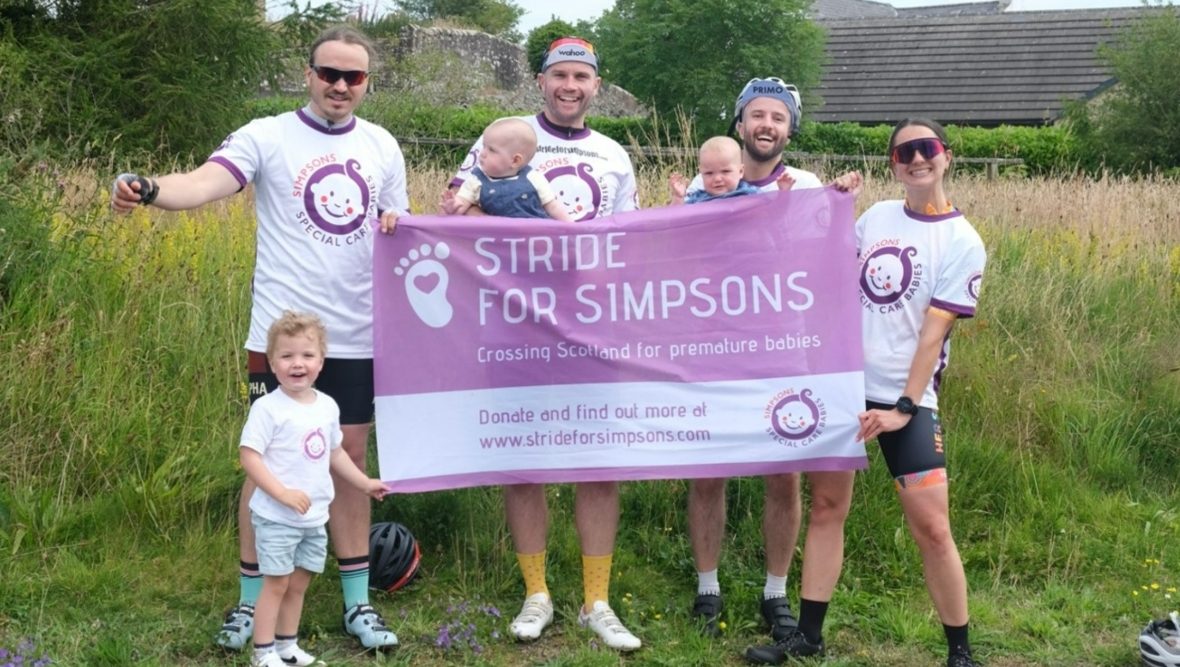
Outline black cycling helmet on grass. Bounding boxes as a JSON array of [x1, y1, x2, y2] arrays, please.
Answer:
[[369, 522, 421, 593]]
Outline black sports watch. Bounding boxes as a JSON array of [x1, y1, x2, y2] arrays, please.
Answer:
[[894, 396, 919, 416]]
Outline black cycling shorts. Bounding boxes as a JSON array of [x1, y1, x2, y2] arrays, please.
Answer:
[[867, 400, 948, 488], [247, 351, 375, 425]]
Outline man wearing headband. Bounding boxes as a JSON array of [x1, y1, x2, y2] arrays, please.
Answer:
[[447, 37, 642, 651], [111, 26, 407, 654], [686, 77, 859, 645]]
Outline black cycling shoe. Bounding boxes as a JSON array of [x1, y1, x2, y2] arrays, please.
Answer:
[[947, 653, 981, 667], [745, 628, 825, 665], [759, 596, 799, 641], [691, 593, 723, 637]]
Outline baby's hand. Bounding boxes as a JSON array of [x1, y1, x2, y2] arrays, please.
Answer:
[[439, 189, 461, 215], [829, 170, 864, 196], [278, 488, 312, 514], [364, 479, 391, 501], [776, 171, 796, 191], [669, 173, 689, 205], [379, 210, 399, 234]]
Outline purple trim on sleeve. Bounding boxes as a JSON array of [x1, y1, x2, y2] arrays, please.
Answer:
[[904, 207, 962, 223], [295, 108, 357, 135], [382, 456, 869, 493], [746, 161, 786, 189], [536, 113, 591, 140], [449, 176, 466, 187], [932, 330, 952, 396], [208, 156, 248, 190], [930, 298, 975, 319]]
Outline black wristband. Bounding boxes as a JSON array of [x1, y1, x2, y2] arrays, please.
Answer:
[[139, 178, 160, 206]]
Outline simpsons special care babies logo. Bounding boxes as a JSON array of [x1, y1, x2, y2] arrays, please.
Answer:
[[294, 157, 371, 242], [859, 240, 922, 313], [302, 428, 328, 462], [394, 242, 454, 329], [764, 388, 826, 447], [546, 163, 603, 221], [966, 271, 982, 302]]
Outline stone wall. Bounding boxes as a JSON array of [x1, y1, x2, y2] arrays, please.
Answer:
[[270, 25, 646, 118], [390, 25, 528, 90], [377, 25, 645, 119]]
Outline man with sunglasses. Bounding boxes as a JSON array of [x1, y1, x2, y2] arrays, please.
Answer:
[[111, 26, 408, 655], [445, 37, 642, 652], [685, 77, 862, 645]]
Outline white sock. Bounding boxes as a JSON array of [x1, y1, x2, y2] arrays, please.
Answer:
[[763, 573, 788, 599], [697, 569, 721, 596], [275, 637, 296, 653], [253, 645, 275, 662]]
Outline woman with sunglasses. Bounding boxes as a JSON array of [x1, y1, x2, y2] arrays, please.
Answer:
[[747, 118, 985, 667]]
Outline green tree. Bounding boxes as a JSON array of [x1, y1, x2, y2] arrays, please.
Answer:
[[525, 19, 578, 75], [395, 0, 525, 42], [591, 0, 823, 136], [1066, 2, 1180, 173], [0, 0, 343, 159]]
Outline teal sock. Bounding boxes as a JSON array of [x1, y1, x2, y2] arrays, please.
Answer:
[[338, 555, 370, 609], [240, 561, 262, 606]]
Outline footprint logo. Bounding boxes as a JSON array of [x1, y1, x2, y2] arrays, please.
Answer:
[[394, 242, 453, 328]]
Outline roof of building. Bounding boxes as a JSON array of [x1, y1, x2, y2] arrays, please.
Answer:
[[815, 8, 1146, 126], [896, 2, 1008, 18], [809, 0, 898, 20], [809, 0, 1010, 19]]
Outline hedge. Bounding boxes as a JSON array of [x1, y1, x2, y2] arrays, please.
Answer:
[[246, 96, 1078, 175]]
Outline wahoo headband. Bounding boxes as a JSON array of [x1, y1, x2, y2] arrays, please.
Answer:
[[542, 37, 598, 72]]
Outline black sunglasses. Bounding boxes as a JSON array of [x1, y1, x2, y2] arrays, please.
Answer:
[[309, 65, 369, 87], [891, 137, 947, 164]]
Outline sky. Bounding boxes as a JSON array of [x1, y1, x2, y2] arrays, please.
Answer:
[[276, 0, 1148, 35]]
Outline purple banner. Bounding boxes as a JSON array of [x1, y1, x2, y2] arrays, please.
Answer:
[[375, 189, 860, 393], [372, 188, 867, 491]]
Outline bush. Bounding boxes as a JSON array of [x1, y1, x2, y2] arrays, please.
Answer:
[[0, 0, 349, 162], [1065, 3, 1180, 173], [794, 121, 1075, 176], [245, 94, 1077, 175]]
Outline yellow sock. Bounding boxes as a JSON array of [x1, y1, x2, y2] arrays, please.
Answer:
[[582, 554, 613, 610], [516, 551, 548, 598]]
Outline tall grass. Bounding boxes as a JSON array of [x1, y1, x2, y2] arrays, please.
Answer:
[[1, 159, 1178, 666]]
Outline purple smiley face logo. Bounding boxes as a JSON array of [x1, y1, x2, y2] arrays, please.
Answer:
[[303, 159, 369, 235], [546, 163, 602, 221], [459, 148, 478, 174], [770, 389, 821, 441], [303, 428, 328, 461], [967, 272, 982, 302], [860, 246, 918, 305]]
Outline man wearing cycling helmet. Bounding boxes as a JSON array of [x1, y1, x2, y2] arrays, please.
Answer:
[[684, 77, 823, 198], [686, 77, 861, 643]]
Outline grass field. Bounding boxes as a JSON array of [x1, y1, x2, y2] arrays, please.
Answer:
[[1, 159, 1178, 666]]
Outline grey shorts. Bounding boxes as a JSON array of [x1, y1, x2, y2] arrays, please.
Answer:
[[251, 513, 328, 576]]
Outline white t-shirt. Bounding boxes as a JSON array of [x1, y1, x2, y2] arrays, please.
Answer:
[[451, 113, 639, 220], [855, 201, 986, 410], [208, 108, 410, 358], [688, 160, 823, 195], [240, 389, 344, 528]]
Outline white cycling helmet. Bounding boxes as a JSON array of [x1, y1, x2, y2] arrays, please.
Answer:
[[1141, 613, 1180, 667]]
